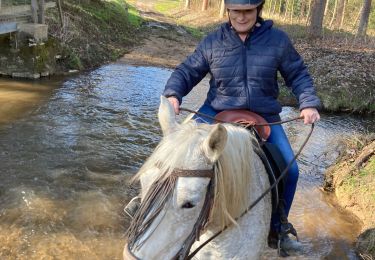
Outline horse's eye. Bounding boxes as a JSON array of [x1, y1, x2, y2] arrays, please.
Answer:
[[181, 202, 195, 209]]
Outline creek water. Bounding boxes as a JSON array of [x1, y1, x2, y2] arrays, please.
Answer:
[[0, 64, 374, 259]]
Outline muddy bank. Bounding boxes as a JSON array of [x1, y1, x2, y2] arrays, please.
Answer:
[[324, 135, 375, 258]]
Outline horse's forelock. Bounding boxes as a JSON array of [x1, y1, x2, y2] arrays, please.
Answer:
[[133, 121, 210, 181]]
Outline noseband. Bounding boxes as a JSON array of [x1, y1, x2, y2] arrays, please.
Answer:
[[125, 167, 216, 260]]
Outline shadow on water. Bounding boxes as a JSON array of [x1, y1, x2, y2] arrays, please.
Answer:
[[0, 64, 374, 259]]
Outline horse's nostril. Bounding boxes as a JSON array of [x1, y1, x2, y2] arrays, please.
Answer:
[[182, 202, 195, 209]]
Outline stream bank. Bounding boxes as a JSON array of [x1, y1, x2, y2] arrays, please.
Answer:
[[324, 135, 375, 259]]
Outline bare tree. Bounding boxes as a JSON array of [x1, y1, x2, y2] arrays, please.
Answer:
[[324, 0, 330, 15], [357, 0, 372, 38], [268, 0, 275, 14], [56, 0, 64, 27], [185, 0, 191, 9], [202, 0, 209, 11], [333, 0, 346, 29], [219, 0, 225, 18], [306, 0, 313, 23], [300, 0, 307, 18], [290, 0, 295, 22], [308, 0, 327, 38], [329, 0, 337, 28], [272, 0, 278, 15]]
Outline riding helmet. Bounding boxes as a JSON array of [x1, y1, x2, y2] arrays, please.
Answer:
[[225, 0, 264, 9]]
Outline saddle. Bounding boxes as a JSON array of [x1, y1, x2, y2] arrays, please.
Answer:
[[215, 110, 286, 213]]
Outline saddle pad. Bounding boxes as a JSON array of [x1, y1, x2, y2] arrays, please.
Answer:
[[215, 110, 271, 140]]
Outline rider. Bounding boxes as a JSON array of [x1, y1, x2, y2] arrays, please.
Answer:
[[163, 0, 321, 252]]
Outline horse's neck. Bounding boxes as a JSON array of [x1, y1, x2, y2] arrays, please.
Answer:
[[192, 154, 272, 259]]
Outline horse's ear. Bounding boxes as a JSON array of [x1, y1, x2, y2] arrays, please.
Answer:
[[158, 96, 178, 136], [203, 124, 227, 162]]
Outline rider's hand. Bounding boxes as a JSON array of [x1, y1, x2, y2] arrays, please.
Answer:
[[300, 107, 320, 124], [167, 96, 180, 115]]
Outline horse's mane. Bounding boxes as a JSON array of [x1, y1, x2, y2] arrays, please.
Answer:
[[132, 121, 258, 229]]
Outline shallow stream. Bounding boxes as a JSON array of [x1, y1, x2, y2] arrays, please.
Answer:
[[0, 64, 374, 259]]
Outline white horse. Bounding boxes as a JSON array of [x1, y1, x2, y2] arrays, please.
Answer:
[[124, 96, 272, 259]]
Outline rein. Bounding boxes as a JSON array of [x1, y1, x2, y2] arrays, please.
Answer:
[[178, 107, 314, 259], [179, 107, 303, 126]]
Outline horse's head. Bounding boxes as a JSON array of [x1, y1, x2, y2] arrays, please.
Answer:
[[124, 96, 228, 259]]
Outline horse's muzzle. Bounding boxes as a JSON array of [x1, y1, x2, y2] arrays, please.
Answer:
[[123, 243, 139, 260]]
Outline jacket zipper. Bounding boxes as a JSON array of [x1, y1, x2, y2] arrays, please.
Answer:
[[243, 35, 250, 110]]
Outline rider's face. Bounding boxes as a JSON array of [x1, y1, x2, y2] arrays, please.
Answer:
[[228, 8, 257, 35]]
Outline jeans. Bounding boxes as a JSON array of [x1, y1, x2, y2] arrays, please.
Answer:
[[193, 103, 299, 232]]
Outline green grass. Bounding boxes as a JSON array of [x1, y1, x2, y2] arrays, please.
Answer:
[[127, 3, 142, 28], [184, 26, 204, 39], [154, 0, 181, 14]]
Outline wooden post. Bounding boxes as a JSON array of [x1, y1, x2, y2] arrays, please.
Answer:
[[31, 0, 38, 23]]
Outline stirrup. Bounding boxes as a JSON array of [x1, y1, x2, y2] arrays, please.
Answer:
[[277, 221, 299, 257], [124, 196, 141, 219]]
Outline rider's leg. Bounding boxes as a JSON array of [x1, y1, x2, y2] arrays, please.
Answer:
[[266, 124, 299, 232], [266, 124, 303, 252]]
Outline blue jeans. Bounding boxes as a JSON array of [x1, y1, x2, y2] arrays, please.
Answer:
[[193, 104, 299, 232]]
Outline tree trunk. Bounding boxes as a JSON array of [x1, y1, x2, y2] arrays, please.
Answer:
[[31, 0, 38, 23], [272, 0, 278, 15], [56, 0, 64, 28], [268, 0, 275, 14], [306, 0, 313, 24], [38, 0, 45, 24], [278, 0, 284, 15], [219, 0, 225, 18], [283, 0, 289, 20], [308, 0, 327, 38], [290, 0, 295, 22], [202, 0, 209, 11], [329, 0, 337, 28], [324, 0, 329, 15], [334, 0, 346, 29], [185, 0, 190, 9], [300, 0, 306, 18], [357, 0, 372, 38]]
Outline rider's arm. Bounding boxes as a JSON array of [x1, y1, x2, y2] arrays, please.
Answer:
[[163, 41, 210, 105], [278, 33, 321, 113]]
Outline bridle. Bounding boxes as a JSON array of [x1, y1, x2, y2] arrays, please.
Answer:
[[125, 168, 216, 260]]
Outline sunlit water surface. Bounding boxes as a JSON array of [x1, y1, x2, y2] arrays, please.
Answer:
[[0, 64, 374, 259]]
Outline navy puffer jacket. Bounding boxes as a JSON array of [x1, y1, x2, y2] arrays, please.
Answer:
[[163, 20, 321, 117]]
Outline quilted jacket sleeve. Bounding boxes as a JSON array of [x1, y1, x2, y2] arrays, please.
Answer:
[[163, 41, 210, 104], [279, 36, 321, 110]]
